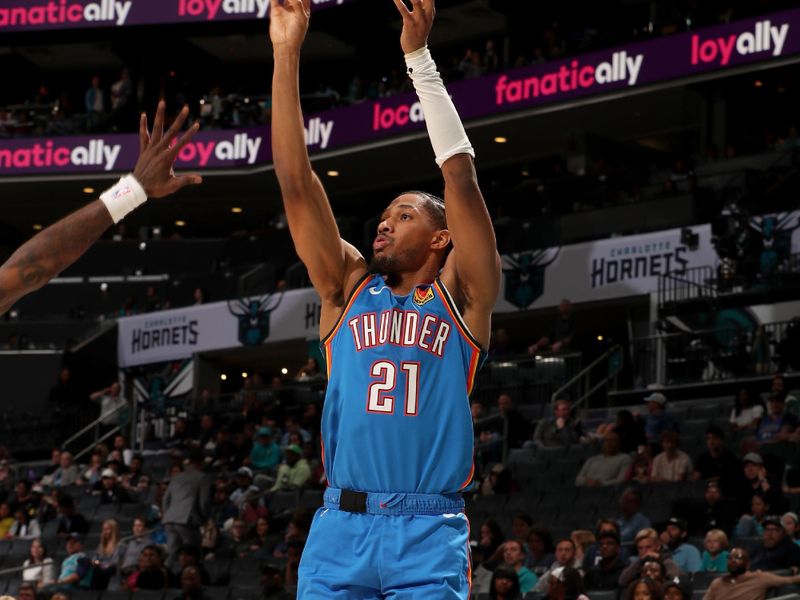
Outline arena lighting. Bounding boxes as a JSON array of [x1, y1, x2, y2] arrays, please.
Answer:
[[220, 374, 228, 381], [139, 242, 147, 251], [494, 136, 508, 144], [100, 283, 108, 292], [521, 169, 530, 177], [175, 220, 186, 227], [32, 224, 43, 230], [281, 367, 289, 375], [231, 207, 243, 214], [754, 80, 764, 87], [241, 372, 248, 379], [82, 187, 95, 194], [597, 335, 604, 341], [326, 170, 340, 177]]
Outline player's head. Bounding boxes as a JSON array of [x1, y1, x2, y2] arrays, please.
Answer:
[[370, 191, 450, 276]]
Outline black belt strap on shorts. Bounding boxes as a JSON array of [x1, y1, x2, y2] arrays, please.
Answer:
[[339, 489, 368, 513]]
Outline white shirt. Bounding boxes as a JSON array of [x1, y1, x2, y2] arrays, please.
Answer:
[[730, 405, 764, 427]]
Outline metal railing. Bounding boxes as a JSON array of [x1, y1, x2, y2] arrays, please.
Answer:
[[658, 265, 716, 308], [551, 344, 623, 410], [61, 401, 130, 462]]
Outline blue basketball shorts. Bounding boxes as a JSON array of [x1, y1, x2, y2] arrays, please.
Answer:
[[297, 488, 471, 599]]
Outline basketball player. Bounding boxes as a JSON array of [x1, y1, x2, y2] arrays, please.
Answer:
[[270, 0, 500, 596], [0, 102, 202, 317]]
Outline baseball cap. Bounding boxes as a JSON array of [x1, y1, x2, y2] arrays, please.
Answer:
[[66, 532, 83, 543], [762, 515, 784, 530], [236, 466, 253, 478], [644, 392, 667, 405], [101, 468, 116, 479], [666, 517, 688, 531], [286, 444, 302, 455], [743, 452, 763, 465], [663, 576, 692, 597], [256, 426, 272, 437]]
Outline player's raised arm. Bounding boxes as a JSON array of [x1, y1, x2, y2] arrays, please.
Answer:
[[393, 0, 501, 348], [0, 102, 201, 317], [269, 0, 366, 317]]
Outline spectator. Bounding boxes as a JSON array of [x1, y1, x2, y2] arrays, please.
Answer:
[[120, 517, 153, 576], [230, 467, 259, 508], [575, 432, 632, 487], [295, 358, 325, 383], [279, 415, 311, 446], [533, 399, 584, 448], [210, 484, 238, 529], [172, 565, 211, 600], [112, 435, 134, 467], [661, 517, 702, 573], [613, 410, 647, 454], [736, 452, 785, 515], [570, 529, 595, 566], [48, 368, 79, 408], [56, 495, 89, 537], [7, 508, 42, 540], [619, 528, 680, 588], [12, 480, 39, 515], [270, 445, 311, 492], [691, 426, 741, 494], [17, 582, 37, 600], [502, 539, 538, 594], [78, 450, 105, 487], [121, 454, 150, 500], [162, 450, 211, 568], [662, 576, 693, 600], [251, 516, 281, 557], [526, 527, 556, 575], [261, 559, 294, 600], [87, 519, 121, 589], [584, 530, 626, 590], [651, 431, 692, 482], [248, 427, 281, 471], [49, 533, 86, 591], [749, 515, 800, 571], [94, 468, 132, 504], [84, 75, 105, 129], [735, 492, 771, 537], [701, 529, 729, 573], [489, 563, 523, 600], [617, 487, 651, 544], [529, 299, 575, 354], [192, 288, 205, 305], [126, 545, 170, 591], [703, 546, 800, 600], [625, 577, 662, 600], [471, 542, 493, 595], [582, 519, 630, 570], [109, 68, 133, 124], [689, 481, 738, 538], [640, 558, 667, 587], [781, 512, 800, 546], [22, 539, 55, 589], [641, 392, 677, 445], [771, 373, 799, 416], [48, 452, 79, 488], [215, 518, 253, 560], [0, 502, 14, 538], [756, 393, 798, 443], [488, 327, 514, 360], [547, 565, 588, 600], [172, 546, 210, 587], [730, 387, 763, 431], [511, 514, 532, 546], [89, 382, 127, 427], [533, 538, 580, 594]]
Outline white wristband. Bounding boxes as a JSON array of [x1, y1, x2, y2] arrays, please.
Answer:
[[404, 46, 474, 167], [100, 175, 147, 224]]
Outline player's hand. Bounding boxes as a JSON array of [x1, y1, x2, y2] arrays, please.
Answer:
[[133, 101, 202, 198], [269, 0, 311, 50], [392, 0, 435, 55]]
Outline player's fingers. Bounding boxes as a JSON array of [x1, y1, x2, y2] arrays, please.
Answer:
[[168, 121, 201, 162], [151, 100, 166, 144], [158, 106, 190, 151], [171, 173, 204, 191], [300, 0, 311, 16], [392, 0, 411, 18], [409, 0, 422, 13], [139, 113, 150, 154]]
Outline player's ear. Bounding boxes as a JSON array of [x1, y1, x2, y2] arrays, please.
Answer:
[[431, 229, 450, 251]]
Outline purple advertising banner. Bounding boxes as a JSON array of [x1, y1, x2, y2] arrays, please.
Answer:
[[0, 0, 353, 31], [1, 8, 799, 175]]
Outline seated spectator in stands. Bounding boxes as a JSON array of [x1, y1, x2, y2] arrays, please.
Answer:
[[280, 415, 311, 446], [251, 516, 281, 558], [547, 565, 588, 600], [584, 530, 626, 590], [295, 358, 325, 383], [272, 518, 309, 561], [749, 515, 800, 571], [12, 480, 39, 516], [230, 467, 259, 508], [692, 426, 741, 493], [215, 518, 253, 560], [121, 454, 150, 500], [165, 419, 193, 450], [662, 576, 692, 600], [248, 427, 281, 471], [240, 488, 268, 525], [501, 539, 538, 594], [270, 445, 311, 492], [736, 452, 785, 515], [55, 494, 89, 537], [689, 481, 738, 538], [262, 559, 294, 600], [526, 527, 556, 575], [0, 502, 14, 538], [626, 450, 653, 484], [93, 468, 131, 504], [480, 518, 505, 560], [22, 539, 55, 589], [617, 487, 651, 544], [533, 538, 580, 594], [211, 484, 238, 529], [528, 299, 575, 354], [489, 563, 522, 600], [703, 546, 800, 600], [48, 451, 79, 488], [651, 431, 692, 482], [582, 519, 630, 569], [575, 432, 632, 487], [7, 507, 41, 540], [619, 528, 681, 589], [640, 557, 667, 587], [625, 577, 661, 600], [471, 542, 493, 595], [497, 394, 532, 449], [89, 519, 121, 589], [730, 387, 763, 432], [534, 399, 584, 448], [701, 529, 729, 573], [489, 327, 514, 359], [781, 512, 800, 546], [596, 410, 646, 454], [735, 492, 771, 538], [17, 582, 37, 600], [198, 413, 218, 450], [48, 533, 86, 591], [78, 450, 105, 487], [641, 392, 677, 446], [756, 393, 798, 443], [571, 530, 595, 566], [660, 517, 701, 573], [171, 546, 210, 588], [171, 565, 211, 600], [126, 545, 170, 591], [120, 517, 153, 577], [512, 514, 533, 546], [771, 373, 799, 417]]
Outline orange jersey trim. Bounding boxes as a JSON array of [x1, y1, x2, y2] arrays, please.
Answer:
[[320, 273, 372, 345]]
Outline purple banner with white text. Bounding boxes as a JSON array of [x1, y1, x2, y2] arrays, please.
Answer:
[[0, 0, 353, 31], [1, 8, 799, 175]]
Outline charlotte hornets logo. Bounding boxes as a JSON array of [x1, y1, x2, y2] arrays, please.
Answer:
[[503, 249, 560, 309], [228, 292, 284, 346]]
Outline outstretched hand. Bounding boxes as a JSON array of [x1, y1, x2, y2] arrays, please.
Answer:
[[392, 0, 435, 55], [133, 101, 202, 199], [269, 0, 311, 50]]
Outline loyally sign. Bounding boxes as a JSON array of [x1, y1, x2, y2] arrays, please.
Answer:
[[691, 19, 789, 66]]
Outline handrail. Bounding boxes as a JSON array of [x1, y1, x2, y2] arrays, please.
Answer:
[[551, 344, 623, 411], [551, 345, 620, 404], [61, 401, 129, 451]]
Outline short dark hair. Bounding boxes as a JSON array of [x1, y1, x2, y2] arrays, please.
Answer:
[[597, 530, 621, 545], [706, 425, 725, 439], [401, 190, 446, 229]]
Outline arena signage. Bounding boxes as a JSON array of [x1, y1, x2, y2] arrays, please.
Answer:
[[1, 9, 799, 176], [0, 0, 355, 30]]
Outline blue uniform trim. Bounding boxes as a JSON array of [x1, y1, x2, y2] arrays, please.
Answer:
[[323, 487, 465, 516]]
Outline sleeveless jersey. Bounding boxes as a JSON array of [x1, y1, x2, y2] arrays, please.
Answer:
[[320, 273, 484, 495]]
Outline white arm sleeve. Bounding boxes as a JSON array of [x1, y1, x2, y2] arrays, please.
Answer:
[[404, 46, 475, 168]]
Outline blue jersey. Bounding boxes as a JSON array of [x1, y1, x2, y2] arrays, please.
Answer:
[[321, 273, 483, 495]]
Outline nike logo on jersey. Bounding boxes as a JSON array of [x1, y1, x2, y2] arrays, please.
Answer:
[[368, 285, 388, 295], [348, 308, 451, 357]]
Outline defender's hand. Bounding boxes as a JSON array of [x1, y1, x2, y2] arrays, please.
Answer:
[[392, 0, 435, 55], [269, 0, 311, 50], [133, 101, 202, 198]]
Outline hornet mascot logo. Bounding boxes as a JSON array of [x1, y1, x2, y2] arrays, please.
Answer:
[[503, 249, 560, 309], [228, 292, 284, 347]]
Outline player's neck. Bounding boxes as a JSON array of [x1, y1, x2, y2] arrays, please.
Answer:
[[384, 266, 439, 296]]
